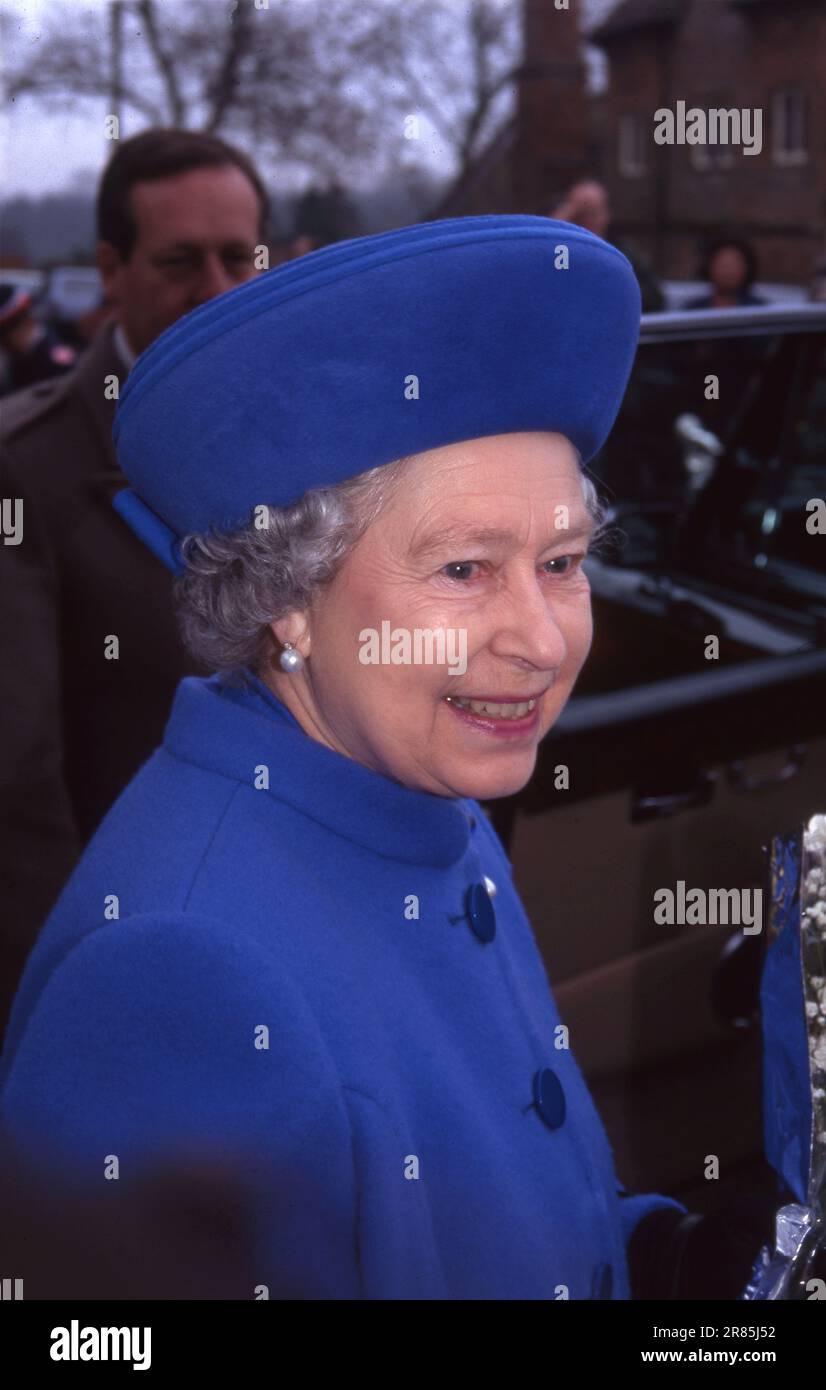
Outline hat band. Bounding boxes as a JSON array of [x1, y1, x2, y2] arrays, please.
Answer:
[[112, 488, 185, 575]]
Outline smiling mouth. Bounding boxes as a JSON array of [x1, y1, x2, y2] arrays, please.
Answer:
[[443, 695, 539, 720]]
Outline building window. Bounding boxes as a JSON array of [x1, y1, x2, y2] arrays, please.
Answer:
[[687, 96, 736, 172], [689, 142, 735, 173], [618, 113, 646, 178], [772, 86, 809, 166]]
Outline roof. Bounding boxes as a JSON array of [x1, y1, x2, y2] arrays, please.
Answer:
[[590, 0, 685, 44]]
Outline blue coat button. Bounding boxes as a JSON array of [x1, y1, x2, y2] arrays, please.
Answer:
[[533, 1067, 566, 1129], [465, 882, 496, 942], [591, 1261, 613, 1300]]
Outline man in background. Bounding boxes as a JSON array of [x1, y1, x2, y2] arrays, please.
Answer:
[[0, 128, 269, 1042], [551, 178, 665, 313]]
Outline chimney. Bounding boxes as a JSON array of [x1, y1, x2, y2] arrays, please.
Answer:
[[512, 0, 589, 211]]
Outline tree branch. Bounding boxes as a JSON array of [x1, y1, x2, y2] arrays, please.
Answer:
[[133, 0, 186, 125]]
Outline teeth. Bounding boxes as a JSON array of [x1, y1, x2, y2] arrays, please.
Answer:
[[448, 697, 536, 719]]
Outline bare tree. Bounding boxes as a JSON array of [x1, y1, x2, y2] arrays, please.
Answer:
[[3, 0, 528, 208]]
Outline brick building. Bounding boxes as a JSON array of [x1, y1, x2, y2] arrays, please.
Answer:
[[590, 0, 826, 283], [432, 0, 591, 217], [512, 0, 592, 209]]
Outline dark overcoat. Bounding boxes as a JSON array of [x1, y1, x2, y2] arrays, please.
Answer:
[[0, 322, 195, 1037]]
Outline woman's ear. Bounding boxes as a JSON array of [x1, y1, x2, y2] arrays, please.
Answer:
[[269, 612, 311, 657]]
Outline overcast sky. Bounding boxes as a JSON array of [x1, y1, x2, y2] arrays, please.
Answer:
[[1, 0, 613, 198], [2, 0, 110, 195]]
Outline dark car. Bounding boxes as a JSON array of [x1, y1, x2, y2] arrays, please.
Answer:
[[485, 303, 826, 1215]]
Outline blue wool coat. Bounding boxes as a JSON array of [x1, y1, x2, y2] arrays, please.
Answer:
[[0, 673, 685, 1299]]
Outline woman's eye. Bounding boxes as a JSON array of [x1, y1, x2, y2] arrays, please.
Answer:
[[544, 554, 581, 576], [442, 561, 477, 582], [441, 555, 585, 583]]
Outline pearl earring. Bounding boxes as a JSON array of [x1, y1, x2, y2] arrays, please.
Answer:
[[279, 641, 305, 674]]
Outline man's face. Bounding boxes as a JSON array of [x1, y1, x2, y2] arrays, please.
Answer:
[[571, 182, 610, 239], [97, 165, 262, 355]]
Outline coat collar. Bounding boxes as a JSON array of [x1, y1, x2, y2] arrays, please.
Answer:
[[74, 319, 131, 476], [162, 672, 474, 868]]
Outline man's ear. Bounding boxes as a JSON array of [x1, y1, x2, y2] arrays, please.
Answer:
[[96, 241, 123, 296]]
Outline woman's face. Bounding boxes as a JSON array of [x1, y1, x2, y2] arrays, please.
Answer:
[[268, 431, 595, 801], [709, 246, 749, 294]]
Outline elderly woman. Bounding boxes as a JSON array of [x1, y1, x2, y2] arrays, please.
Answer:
[[0, 215, 696, 1300]]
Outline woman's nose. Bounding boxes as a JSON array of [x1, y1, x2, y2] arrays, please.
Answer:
[[489, 573, 574, 670]]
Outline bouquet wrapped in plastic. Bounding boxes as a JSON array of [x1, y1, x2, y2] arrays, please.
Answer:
[[741, 813, 826, 1300]]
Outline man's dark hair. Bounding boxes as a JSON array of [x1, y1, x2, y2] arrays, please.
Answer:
[[96, 127, 270, 260]]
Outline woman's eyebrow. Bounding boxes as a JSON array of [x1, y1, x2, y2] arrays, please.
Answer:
[[408, 516, 596, 561], [408, 524, 515, 560]]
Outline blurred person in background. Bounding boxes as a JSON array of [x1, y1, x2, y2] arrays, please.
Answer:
[[0, 127, 269, 1046], [685, 234, 767, 309], [0, 284, 77, 396], [550, 178, 665, 313], [287, 231, 325, 258]]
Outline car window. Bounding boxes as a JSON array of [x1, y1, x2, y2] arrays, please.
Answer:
[[742, 336, 826, 576], [589, 333, 784, 513], [658, 329, 826, 616]]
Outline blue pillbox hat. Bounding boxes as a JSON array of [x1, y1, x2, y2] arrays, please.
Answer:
[[112, 213, 641, 574]]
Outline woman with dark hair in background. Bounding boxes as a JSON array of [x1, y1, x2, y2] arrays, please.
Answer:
[[685, 234, 768, 310]]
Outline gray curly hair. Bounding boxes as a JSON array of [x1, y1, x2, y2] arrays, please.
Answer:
[[174, 449, 608, 676]]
